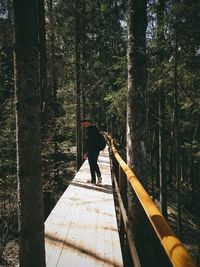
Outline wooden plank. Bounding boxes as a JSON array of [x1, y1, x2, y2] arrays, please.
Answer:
[[45, 148, 123, 267]]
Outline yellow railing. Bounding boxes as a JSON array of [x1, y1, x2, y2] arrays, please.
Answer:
[[107, 135, 196, 267]]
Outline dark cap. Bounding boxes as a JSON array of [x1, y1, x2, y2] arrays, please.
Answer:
[[80, 119, 92, 123]]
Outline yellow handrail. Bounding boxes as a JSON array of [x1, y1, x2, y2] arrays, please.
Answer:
[[108, 136, 196, 267]]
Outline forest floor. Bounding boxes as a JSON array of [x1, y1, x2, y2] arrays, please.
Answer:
[[164, 184, 200, 265], [1, 167, 76, 267], [1, 157, 200, 266], [113, 182, 200, 267], [0, 145, 76, 267]]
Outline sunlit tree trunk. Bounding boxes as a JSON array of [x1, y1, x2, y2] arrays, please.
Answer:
[[75, 0, 82, 170], [157, 0, 167, 219], [81, 0, 86, 158], [13, 0, 45, 265]]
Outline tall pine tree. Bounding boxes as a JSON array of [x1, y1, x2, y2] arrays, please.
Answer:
[[13, 0, 45, 265]]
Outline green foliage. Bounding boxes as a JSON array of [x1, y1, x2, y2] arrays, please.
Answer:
[[147, 0, 200, 193], [105, 86, 126, 122], [104, 56, 127, 123], [51, 0, 127, 134]]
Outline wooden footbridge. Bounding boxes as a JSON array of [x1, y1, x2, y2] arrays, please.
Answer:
[[44, 137, 197, 267], [45, 148, 123, 267]]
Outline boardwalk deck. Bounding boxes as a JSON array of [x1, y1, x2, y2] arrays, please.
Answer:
[[45, 148, 124, 267]]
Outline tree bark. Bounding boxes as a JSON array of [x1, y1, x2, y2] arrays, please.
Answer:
[[75, 0, 82, 170], [81, 0, 86, 158], [127, 0, 147, 184], [168, 128, 174, 185], [157, 0, 167, 219], [127, 0, 150, 265], [13, 0, 45, 265], [48, 0, 57, 107], [174, 29, 182, 240], [38, 0, 49, 125]]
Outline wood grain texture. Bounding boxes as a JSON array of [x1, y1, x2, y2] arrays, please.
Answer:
[[45, 149, 124, 267]]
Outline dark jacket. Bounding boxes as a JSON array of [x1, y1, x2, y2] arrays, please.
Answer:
[[85, 125, 101, 153]]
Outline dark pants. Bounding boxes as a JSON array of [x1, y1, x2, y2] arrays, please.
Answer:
[[88, 150, 101, 182]]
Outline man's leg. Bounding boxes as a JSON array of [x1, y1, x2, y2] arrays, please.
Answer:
[[93, 151, 102, 183], [88, 153, 96, 183]]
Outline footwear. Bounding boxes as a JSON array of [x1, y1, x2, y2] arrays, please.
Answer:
[[97, 177, 102, 184], [87, 179, 96, 184]]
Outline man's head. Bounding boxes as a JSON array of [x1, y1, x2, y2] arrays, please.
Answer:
[[80, 119, 92, 128]]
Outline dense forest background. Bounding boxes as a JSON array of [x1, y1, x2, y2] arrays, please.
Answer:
[[0, 0, 199, 266]]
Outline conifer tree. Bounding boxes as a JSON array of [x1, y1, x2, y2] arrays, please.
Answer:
[[13, 0, 45, 265], [127, 0, 150, 265]]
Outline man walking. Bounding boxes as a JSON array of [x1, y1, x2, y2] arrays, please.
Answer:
[[81, 119, 102, 184]]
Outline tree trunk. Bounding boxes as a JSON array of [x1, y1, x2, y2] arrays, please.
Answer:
[[189, 113, 200, 201], [127, 0, 147, 184], [75, 0, 82, 170], [174, 29, 182, 240], [48, 0, 57, 107], [38, 0, 49, 125], [127, 0, 150, 265], [168, 128, 174, 185], [155, 124, 160, 188], [150, 129, 156, 201], [47, 0, 59, 182], [13, 0, 46, 265], [157, 0, 167, 219], [81, 0, 86, 159]]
